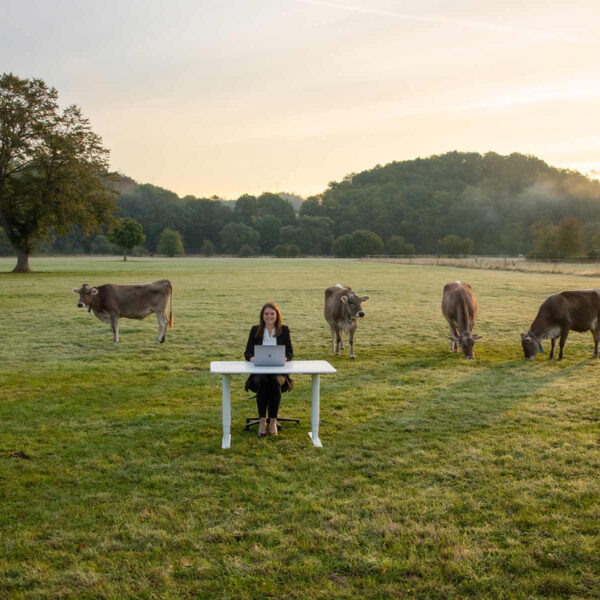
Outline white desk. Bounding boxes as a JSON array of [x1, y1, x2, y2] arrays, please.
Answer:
[[210, 360, 336, 449]]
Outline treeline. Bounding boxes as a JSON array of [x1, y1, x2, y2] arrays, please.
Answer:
[[3, 151, 600, 258], [300, 151, 600, 257]]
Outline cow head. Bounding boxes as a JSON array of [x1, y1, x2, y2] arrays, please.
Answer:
[[520, 332, 541, 360], [341, 292, 370, 320], [450, 331, 482, 359], [72, 284, 98, 308]]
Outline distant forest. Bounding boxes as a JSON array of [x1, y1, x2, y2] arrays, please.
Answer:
[[2, 151, 600, 258]]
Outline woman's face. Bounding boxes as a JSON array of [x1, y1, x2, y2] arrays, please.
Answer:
[[263, 307, 277, 326]]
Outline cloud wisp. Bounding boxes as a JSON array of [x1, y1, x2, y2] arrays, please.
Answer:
[[294, 0, 598, 47]]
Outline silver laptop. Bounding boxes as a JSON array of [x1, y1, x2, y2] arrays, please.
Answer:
[[254, 345, 286, 366]]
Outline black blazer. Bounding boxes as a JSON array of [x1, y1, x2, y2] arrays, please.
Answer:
[[244, 324, 294, 394], [244, 325, 293, 362]]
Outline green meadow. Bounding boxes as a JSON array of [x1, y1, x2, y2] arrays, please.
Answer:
[[1, 257, 599, 599]]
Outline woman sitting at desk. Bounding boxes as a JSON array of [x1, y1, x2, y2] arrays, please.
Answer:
[[244, 302, 293, 437]]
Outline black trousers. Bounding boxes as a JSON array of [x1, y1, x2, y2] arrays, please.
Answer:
[[252, 374, 282, 419]]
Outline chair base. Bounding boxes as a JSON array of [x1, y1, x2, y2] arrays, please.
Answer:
[[245, 417, 300, 431]]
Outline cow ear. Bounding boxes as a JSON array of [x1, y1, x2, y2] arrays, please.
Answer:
[[360, 295, 370, 302], [90, 288, 99, 296], [449, 335, 458, 342], [341, 295, 348, 304], [72, 288, 80, 294], [520, 333, 526, 340], [473, 334, 483, 340]]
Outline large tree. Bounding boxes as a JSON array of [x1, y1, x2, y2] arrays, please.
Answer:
[[0, 73, 115, 272], [234, 194, 258, 226], [257, 193, 296, 225]]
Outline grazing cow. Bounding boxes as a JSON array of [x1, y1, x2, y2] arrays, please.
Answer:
[[521, 289, 600, 360], [73, 280, 173, 344], [324, 284, 370, 360], [441, 281, 482, 359]]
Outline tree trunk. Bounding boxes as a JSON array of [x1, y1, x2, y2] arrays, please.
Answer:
[[123, 253, 127, 261], [12, 250, 32, 273]]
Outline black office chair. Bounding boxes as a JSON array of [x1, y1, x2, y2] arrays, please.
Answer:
[[244, 394, 300, 431]]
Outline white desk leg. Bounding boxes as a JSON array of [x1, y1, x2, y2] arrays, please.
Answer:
[[222, 374, 231, 449], [308, 374, 323, 448]]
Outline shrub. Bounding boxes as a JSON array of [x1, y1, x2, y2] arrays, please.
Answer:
[[201, 240, 216, 257], [332, 234, 353, 258], [286, 244, 300, 257], [332, 230, 384, 257], [238, 244, 255, 257], [130, 245, 149, 257], [90, 234, 120, 255], [158, 228, 185, 256], [385, 235, 415, 256], [273, 243, 300, 257], [438, 234, 475, 256]]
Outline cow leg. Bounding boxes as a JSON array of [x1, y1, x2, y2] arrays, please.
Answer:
[[156, 311, 167, 343], [558, 329, 569, 360], [329, 324, 336, 353], [348, 321, 358, 360], [335, 327, 342, 355], [549, 338, 556, 359], [111, 315, 119, 344], [450, 326, 459, 352], [593, 328, 600, 358]]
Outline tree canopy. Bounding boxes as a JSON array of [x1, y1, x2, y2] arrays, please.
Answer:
[[0, 73, 115, 271], [332, 229, 384, 257], [219, 222, 260, 254], [158, 227, 185, 257], [109, 217, 145, 260], [301, 151, 600, 256]]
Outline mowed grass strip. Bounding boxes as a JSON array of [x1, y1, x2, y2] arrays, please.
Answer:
[[1, 257, 599, 599]]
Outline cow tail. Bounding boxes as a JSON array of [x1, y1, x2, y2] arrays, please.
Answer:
[[168, 288, 174, 329]]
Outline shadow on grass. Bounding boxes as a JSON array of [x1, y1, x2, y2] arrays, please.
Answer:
[[325, 357, 590, 447]]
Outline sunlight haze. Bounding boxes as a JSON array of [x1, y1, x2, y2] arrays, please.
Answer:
[[3, 0, 599, 198]]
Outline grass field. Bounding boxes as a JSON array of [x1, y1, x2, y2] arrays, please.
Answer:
[[1, 257, 599, 599]]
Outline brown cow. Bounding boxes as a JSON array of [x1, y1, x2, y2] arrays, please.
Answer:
[[521, 289, 600, 360], [442, 281, 482, 359], [73, 279, 173, 343], [324, 284, 370, 360]]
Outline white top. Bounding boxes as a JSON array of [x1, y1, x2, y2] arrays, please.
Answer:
[[262, 328, 277, 345], [210, 360, 336, 375]]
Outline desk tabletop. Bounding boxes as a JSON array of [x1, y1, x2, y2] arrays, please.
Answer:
[[210, 360, 336, 375]]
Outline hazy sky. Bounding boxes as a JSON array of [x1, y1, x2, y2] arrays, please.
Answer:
[[3, 0, 599, 198]]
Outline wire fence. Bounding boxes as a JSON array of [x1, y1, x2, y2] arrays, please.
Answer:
[[362, 255, 600, 276]]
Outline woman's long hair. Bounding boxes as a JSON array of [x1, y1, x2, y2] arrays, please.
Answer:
[[257, 302, 283, 337]]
